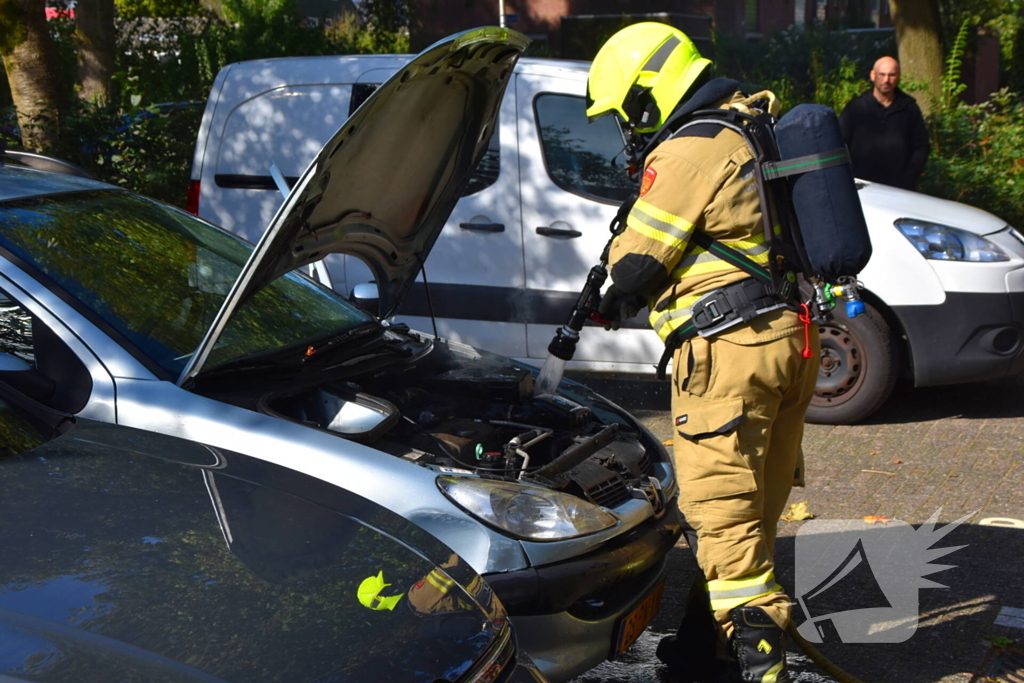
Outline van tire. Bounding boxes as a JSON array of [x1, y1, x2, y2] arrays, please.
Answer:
[[805, 301, 897, 425]]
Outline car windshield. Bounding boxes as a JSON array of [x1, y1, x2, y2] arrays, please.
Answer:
[[0, 191, 373, 378]]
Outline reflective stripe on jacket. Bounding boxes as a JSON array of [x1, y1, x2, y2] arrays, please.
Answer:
[[607, 91, 775, 342]]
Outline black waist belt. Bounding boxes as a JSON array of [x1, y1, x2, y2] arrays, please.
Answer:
[[655, 278, 792, 380]]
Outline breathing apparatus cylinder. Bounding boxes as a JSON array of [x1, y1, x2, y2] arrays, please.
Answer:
[[773, 104, 872, 282]]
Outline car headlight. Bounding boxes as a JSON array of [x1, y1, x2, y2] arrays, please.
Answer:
[[895, 219, 1009, 262], [437, 476, 618, 541]]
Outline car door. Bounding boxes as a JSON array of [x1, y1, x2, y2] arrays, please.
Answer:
[[516, 73, 664, 370], [345, 78, 529, 358]]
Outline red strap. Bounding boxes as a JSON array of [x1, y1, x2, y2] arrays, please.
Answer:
[[798, 304, 814, 359]]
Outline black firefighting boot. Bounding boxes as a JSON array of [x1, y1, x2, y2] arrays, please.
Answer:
[[656, 578, 724, 682], [730, 606, 790, 683]]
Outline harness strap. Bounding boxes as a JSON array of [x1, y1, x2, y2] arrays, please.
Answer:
[[762, 147, 851, 180], [655, 277, 792, 380], [689, 231, 772, 286]]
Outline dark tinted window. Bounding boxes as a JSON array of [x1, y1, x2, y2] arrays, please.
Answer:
[[534, 94, 635, 203], [350, 83, 498, 197], [0, 192, 372, 378], [0, 393, 54, 458]]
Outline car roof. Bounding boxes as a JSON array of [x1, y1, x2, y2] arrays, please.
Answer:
[[0, 164, 117, 202], [219, 53, 590, 81], [516, 57, 591, 77]]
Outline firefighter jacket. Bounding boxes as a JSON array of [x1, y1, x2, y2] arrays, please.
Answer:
[[608, 90, 778, 342]]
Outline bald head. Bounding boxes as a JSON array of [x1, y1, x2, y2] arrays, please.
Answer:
[[870, 57, 900, 104]]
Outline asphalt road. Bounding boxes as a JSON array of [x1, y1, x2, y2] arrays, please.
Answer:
[[567, 371, 1024, 683]]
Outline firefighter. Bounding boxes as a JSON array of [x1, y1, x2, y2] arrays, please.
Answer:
[[587, 23, 819, 683]]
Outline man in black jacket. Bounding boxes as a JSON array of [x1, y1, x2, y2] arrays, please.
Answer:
[[839, 56, 930, 190]]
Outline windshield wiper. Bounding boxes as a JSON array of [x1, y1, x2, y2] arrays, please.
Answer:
[[300, 320, 384, 363], [198, 321, 384, 377]]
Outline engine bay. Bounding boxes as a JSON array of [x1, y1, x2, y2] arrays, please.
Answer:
[[254, 340, 668, 512]]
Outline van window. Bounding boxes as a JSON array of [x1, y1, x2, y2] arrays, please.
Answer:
[[217, 85, 354, 181], [349, 83, 499, 197], [534, 94, 634, 204], [462, 125, 499, 196]]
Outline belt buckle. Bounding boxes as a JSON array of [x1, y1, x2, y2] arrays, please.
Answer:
[[693, 297, 727, 330], [705, 301, 724, 323]]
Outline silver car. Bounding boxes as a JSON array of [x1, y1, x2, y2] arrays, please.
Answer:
[[0, 28, 679, 681]]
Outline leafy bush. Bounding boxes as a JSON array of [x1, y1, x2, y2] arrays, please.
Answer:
[[919, 20, 1024, 226], [713, 24, 892, 109], [2, 0, 410, 207], [714, 23, 1024, 227]]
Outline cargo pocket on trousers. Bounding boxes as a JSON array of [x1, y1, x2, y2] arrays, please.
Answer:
[[674, 395, 757, 502]]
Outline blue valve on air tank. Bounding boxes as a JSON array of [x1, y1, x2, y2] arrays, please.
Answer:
[[833, 281, 864, 318]]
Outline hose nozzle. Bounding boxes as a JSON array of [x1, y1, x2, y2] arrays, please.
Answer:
[[547, 326, 580, 361]]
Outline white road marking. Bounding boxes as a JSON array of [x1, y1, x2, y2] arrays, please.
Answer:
[[995, 606, 1024, 630]]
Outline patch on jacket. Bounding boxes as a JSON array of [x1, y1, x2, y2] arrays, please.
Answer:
[[640, 166, 657, 196], [675, 414, 688, 426]]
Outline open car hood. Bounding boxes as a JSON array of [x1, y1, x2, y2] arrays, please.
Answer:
[[179, 27, 527, 384]]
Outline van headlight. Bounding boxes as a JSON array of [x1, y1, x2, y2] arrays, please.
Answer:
[[895, 219, 1009, 262], [437, 476, 618, 541]]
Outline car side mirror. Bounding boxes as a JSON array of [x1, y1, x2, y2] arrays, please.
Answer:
[[350, 282, 380, 317]]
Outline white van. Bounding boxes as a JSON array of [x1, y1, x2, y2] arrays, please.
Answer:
[[189, 55, 1024, 424]]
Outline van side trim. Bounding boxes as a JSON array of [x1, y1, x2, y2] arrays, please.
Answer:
[[214, 174, 301, 191]]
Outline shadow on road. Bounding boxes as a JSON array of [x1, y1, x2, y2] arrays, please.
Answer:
[[574, 519, 1024, 683], [569, 371, 1024, 425], [865, 374, 1024, 425], [771, 520, 1022, 682]]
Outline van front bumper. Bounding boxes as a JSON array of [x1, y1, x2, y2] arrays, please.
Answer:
[[893, 291, 1024, 387]]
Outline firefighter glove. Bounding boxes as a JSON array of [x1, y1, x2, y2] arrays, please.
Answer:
[[598, 285, 646, 330]]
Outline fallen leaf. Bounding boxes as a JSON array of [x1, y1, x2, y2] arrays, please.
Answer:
[[662, 439, 673, 447], [782, 501, 814, 522], [912, 469, 929, 473], [869, 450, 881, 455], [893, 460, 903, 464], [988, 635, 1015, 648], [863, 515, 892, 524]]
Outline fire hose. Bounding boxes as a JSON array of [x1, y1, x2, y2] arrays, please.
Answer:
[[787, 623, 867, 683]]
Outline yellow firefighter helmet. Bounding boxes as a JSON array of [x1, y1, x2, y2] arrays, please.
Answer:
[[586, 22, 712, 133]]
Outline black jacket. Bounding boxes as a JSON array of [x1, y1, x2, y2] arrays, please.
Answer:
[[839, 89, 930, 190]]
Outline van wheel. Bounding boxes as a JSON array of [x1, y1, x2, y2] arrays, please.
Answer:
[[805, 302, 897, 425]]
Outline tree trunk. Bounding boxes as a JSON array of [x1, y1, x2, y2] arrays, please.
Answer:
[[889, 0, 944, 115], [75, 0, 116, 104], [0, 0, 61, 150]]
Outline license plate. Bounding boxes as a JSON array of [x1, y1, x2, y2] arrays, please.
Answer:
[[611, 580, 666, 659]]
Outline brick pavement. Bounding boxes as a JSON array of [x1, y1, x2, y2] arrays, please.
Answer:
[[570, 372, 1024, 683]]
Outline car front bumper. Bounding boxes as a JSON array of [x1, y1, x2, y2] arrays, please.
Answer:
[[485, 500, 682, 682], [894, 291, 1024, 387]]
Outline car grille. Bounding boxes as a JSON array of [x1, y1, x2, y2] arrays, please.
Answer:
[[585, 476, 632, 508], [636, 449, 655, 476]]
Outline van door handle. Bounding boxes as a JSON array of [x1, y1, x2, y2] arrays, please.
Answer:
[[460, 222, 505, 232], [536, 226, 582, 238]]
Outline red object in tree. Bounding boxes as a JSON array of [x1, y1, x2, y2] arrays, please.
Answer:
[[44, 7, 75, 19]]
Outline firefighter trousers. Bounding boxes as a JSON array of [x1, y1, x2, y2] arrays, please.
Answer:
[[671, 308, 819, 644]]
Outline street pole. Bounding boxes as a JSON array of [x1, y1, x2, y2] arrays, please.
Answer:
[[498, 0, 506, 28]]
